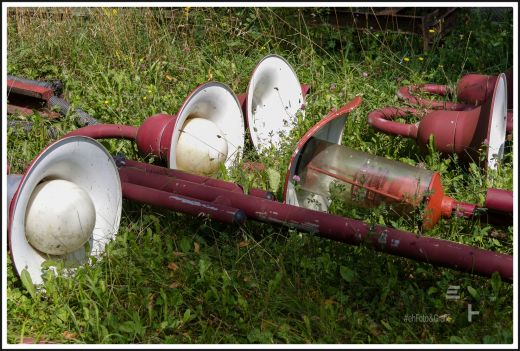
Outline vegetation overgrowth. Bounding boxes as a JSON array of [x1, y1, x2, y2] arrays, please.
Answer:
[[6, 7, 514, 344]]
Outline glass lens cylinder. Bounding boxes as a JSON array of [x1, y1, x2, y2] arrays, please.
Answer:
[[298, 139, 435, 215]]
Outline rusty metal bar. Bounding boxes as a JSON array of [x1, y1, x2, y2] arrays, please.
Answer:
[[485, 189, 513, 214], [118, 160, 513, 282], [7, 103, 36, 116], [65, 124, 138, 140], [120, 158, 244, 193], [121, 182, 246, 225], [7, 79, 54, 101], [120, 158, 274, 199], [7, 75, 99, 126]]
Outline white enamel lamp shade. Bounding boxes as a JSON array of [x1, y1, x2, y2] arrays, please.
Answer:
[[246, 55, 305, 153], [8, 136, 122, 285], [486, 73, 507, 170], [169, 82, 245, 173]]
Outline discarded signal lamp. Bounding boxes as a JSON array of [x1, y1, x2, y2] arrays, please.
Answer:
[[284, 97, 512, 230], [114, 98, 512, 282], [6, 136, 252, 285], [66, 82, 246, 175], [65, 55, 309, 175], [7, 136, 122, 285], [7, 111, 513, 283], [397, 68, 513, 133], [238, 54, 307, 153], [368, 73, 508, 170]]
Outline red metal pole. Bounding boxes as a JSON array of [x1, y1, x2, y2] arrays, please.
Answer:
[[396, 84, 474, 111], [485, 188, 513, 214], [451, 200, 478, 218], [481, 188, 513, 227], [121, 158, 274, 199], [118, 162, 513, 282], [248, 188, 275, 200], [367, 107, 419, 138], [64, 124, 139, 140], [65, 125, 274, 200], [121, 182, 246, 225]]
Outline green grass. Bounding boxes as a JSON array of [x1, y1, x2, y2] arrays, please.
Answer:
[[6, 7, 514, 344]]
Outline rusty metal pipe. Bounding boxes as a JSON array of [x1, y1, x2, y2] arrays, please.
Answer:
[[451, 200, 478, 218], [367, 107, 420, 138], [7, 75, 62, 94], [120, 158, 273, 199], [65, 124, 138, 140], [485, 188, 513, 214], [118, 161, 513, 282], [397, 84, 475, 111], [120, 182, 246, 225], [398, 69, 513, 109], [397, 68, 513, 133], [398, 84, 513, 134], [482, 188, 513, 226], [248, 188, 276, 200], [120, 166, 243, 204]]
